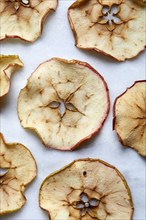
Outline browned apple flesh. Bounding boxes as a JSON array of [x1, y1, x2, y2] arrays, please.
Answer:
[[114, 81, 146, 157], [0, 55, 23, 97], [0, 133, 37, 215], [18, 58, 109, 151], [0, 0, 57, 42], [68, 0, 146, 61], [39, 158, 134, 219]]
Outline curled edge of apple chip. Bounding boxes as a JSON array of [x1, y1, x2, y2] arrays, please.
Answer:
[[0, 55, 23, 97], [0, 0, 58, 42], [113, 80, 146, 157], [39, 158, 134, 220], [17, 57, 110, 151], [68, 0, 146, 61], [0, 133, 37, 215]]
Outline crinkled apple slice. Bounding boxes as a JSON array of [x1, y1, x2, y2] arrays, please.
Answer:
[[39, 158, 134, 219], [0, 0, 58, 42], [0, 55, 23, 97], [18, 58, 110, 151], [0, 133, 37, 215], [68, 0, 146, 61], [113, 80, 146, 157]]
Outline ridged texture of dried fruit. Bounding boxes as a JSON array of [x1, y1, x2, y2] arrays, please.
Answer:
[[0, 55, 23, 97], [0, 0, 58, 42], [114, 80, 146, 157], [18, 58, 109, 150], [39, 158, 134, 219], [68, 0, 146, 61], [0, 133, 37, 215]]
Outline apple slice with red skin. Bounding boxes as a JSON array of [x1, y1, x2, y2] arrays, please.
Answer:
[[0, 0, 58, 42], [113, 80, 146, 157], [68, 0, 146, 61], [17, 58, 110, 151], [0, 55, 23, 97], [0, 133, 37, 215], [39, 158, 134, 220]]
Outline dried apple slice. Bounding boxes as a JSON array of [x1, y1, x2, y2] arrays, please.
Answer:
[[39, 158, 134, 219], [18, 58, 110, 151], [0, 133, 37, 215], [0, 0, 58, 42], [113, 81, 146, 157], [0, 55, 23, 97], [68, 0, 146, 61]]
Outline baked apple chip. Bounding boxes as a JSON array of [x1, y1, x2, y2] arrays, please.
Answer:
[[68, 0, 146, 61], [18, 58, 109, 151], [39, 158, 134, 219], [114, 81, 146, 157], [0, 0, 57, 42], [0, 55, 23, 97], [0, 133, 37, 215]]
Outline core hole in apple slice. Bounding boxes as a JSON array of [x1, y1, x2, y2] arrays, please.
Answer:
[[59, 100, 66, 116], [80, 192, 89, 203], [102, 5, 120, 24], [81, 207, 87, 216], [76, 203, 84, 209], [0, 168, 8, 176], [89, 198, 99, 207], [22, 0, 29, 5], [102, 6, 109, 15], [49, 101, 60, 109], [65, 103, 76, 111]]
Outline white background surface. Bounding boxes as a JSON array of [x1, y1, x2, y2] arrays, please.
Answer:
[[1, 1, 146, 219]]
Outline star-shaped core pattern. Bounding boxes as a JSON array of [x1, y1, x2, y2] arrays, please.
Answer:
[[72, 192, 99, 217]]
